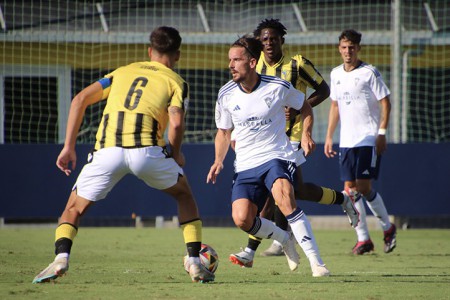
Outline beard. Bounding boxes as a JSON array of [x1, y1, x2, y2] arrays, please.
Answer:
[[231, 72, 243, 83]]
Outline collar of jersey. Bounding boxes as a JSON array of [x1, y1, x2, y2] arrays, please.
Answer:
[[261, 53, 285, 70], [148, 60, 170, 70], [237, 74, 262, 93], [343, 60, 364, 72]]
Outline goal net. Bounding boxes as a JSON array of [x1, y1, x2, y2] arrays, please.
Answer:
[[1, 0, 449, 144]]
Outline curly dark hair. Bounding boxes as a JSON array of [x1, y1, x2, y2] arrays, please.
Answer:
[[253, 18, 287, 38]]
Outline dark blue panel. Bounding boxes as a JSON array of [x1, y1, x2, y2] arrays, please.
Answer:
[[1, 143, 449, 218]]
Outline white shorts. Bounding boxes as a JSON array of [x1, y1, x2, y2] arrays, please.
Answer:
[[291, 141, 307, 166], [73, 146, 183, 201]]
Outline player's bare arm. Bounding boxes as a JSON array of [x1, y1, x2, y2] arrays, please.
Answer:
[[299, 101, 315, 156], [285, 106, 299, 121], [207, 128, 231, 184], [376, 96, 391, 155], [324, 101, 340, 158], [306, 81, 330, 108], [56, 82, 104, 176], [168, 105, 186, 167]]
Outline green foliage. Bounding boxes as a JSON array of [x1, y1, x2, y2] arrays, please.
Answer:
[[1, 227, 449, 299]]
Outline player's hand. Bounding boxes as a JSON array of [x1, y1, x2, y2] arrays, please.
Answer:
[[301, 134, 316, 157], [206, 162, 224, 184], [375, 135, 387, 155], [56, 147, 76, 176], [324, 139, 336, 158]]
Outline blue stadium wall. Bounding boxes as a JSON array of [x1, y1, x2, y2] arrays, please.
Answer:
[[1, 143, 449, 219]]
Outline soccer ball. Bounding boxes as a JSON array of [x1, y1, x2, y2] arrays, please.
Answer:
[[183, 243, 219, 273]]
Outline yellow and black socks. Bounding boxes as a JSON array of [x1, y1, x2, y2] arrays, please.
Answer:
[[318, 187, 344, 205], [54, 223, 78, 255], [247, 235, 262, 251], [181, 219, 202, 257]]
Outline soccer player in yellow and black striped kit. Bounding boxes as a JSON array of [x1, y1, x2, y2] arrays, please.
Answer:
[[229, 19, 360, 269], [32, 26, 214, 284]]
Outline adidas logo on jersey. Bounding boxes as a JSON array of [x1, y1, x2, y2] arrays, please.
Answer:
[[233, 105, 241, 111], [362, 170, 370, 175]]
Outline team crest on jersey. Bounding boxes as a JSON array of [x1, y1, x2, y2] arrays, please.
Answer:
[[354, 78, 360, 86], [264, 97, 274, 108]]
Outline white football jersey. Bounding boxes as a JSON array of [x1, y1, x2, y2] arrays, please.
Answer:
[[215, 75, 304, 172], [330, 62, 390, 147]]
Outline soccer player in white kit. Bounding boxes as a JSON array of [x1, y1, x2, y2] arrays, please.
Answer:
[[207, 36, 330, 277], [324, 29, 397, 255], [229, 19, 359, 266]]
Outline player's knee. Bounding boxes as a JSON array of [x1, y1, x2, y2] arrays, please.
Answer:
[[232, 212, 252, 231], [164, 179, 194, 201], [66, 194, 93, 216], [65, 204, 89, 217]]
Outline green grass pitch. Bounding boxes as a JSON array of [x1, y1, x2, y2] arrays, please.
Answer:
[[1, 227, 449, 299]]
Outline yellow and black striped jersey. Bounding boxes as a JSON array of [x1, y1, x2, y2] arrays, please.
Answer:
[[256, 53, 324, 142], [94, 61, 189, 150]]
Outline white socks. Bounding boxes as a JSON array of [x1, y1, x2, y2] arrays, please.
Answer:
[[55, 253, 69, 260], [244, 247, 255, 257], [287, 208, 323, 265], [188, 256, 201, 264], [272, 240, 282, 247], [354, 191, 391, 240], [365, 192, 391, 231], [248, 210, 325, 266], [354, 199, 370, 242], [248, 217, 290, 244]]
